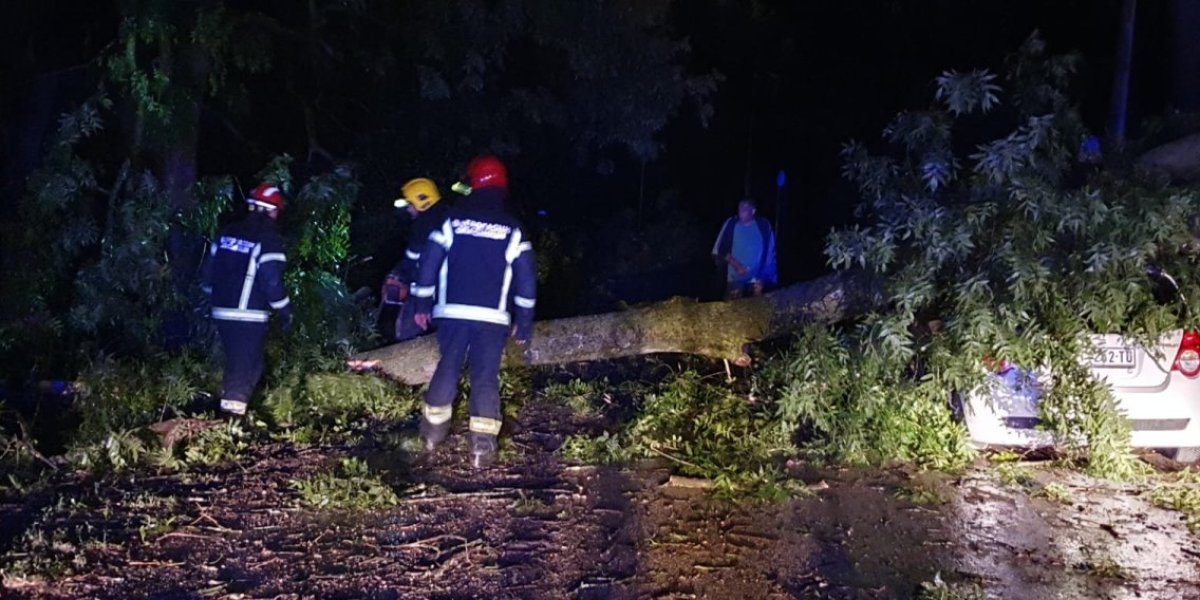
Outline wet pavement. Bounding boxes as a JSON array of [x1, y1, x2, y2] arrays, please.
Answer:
[[2, 406, 1199, 599]]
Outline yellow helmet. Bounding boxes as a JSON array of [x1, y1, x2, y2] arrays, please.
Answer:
[[394, 178, 441, 212]]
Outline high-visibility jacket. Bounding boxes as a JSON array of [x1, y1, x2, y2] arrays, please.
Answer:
[[200, 212, 291, 323], [411, 188, 536, 338]]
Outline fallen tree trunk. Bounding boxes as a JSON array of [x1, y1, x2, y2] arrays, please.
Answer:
[[1137, 132, 1200, 183], [350, 270, 880, 385]]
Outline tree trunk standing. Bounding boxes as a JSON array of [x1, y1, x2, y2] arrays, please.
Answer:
[[350, 270, 879, 385], [157, 36, 211, 350], [1169, 0, 1200, 112], [1108, 0, 1137, 146], [161, 85, 204, 277]]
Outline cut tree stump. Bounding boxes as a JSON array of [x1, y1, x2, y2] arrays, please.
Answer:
[[349, 270, 879, 385]]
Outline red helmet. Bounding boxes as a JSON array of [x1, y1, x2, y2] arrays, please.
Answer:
[[466, 155, 509, 191], [247, 183, 285, 211]]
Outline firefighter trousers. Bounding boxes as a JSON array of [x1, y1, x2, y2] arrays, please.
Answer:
[[215, 319, 269, 403], [423, 319, 508, 438]]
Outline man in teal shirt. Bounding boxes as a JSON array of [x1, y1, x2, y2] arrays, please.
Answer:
[[711, 198, 778, 299]]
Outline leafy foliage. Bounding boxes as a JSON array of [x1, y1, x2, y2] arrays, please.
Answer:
[[70, 354, 215, 445], [788, 34, 1200, 478], [1, 98, 110, 375], [0, 430, 53, 496], [1148, 470, 1200, 534], [65, 428, 152, 473], [1, 90, 375, 446], [994, 463, 1035, 488], [253, 155, 377, 358], [935, 70, 1001, 116], [759, 325, 975, 470], [917, 573, 986, 600], [290, 457, 400, 510], [263, 372, 421, 441], [0, 503, 81, 584], [1032, 482, 1072, 504], [560, 430, 628, 464], [106, 4, 273, 133], [542, 378, 610, 418], [388, 0, 715, 165], [181, 421, 250, 467], [562, 372, 797, 498]]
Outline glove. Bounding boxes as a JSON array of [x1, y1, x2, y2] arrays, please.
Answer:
[[279, 307, 295, 335], [414, 312, 432, 331], [512, 322, 533, 345]]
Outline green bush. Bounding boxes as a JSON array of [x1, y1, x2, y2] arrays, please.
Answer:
[[263, 372, 421, 438], [290, 457, 399, 510], [1148, 471, 1200, 534], [760, 325, 975, 470], [1, 99, 375, 454], [562, 372, 796, 497], [181, 420, 251, 467], [71, 353, 216, 445]]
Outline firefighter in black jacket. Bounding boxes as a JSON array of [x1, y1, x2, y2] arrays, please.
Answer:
[[411, 155, 536, 468], [381, 178, 448, 342], [200, 183, 293, 417]]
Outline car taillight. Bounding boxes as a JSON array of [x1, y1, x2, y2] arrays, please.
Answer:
[[1172, 331, 1200, 378]]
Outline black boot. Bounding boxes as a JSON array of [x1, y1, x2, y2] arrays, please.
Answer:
[[469, 432, 498, 469], [419, 418, 450, 452]]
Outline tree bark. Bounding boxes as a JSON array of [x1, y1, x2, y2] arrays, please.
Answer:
[[1137, 132, 1200, 183], [350, 270, 879, 385]]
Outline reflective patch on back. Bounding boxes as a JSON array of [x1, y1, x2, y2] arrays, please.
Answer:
[[451, 219, 511, 240], [219, 236, 256, 254]]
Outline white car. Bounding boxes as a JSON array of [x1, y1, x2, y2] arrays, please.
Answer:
[[959, 330, 1200, 462]]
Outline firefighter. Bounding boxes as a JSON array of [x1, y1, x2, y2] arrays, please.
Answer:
[[381, 178, 448, 342], [200, 183, 293, 418], [411, 155, 536, 468]]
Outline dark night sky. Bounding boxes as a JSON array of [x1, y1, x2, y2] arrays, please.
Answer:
[[0, 1, 1181, 299]]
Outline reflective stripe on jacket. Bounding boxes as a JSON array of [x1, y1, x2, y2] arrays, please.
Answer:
[[201, 212, 290, 322], [412, 188, 535, 334]]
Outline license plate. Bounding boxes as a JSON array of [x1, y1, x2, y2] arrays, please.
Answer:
[[1092, 346, 1136, 368]]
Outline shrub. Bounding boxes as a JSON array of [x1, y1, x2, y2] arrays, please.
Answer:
[[780, 33, 1197, 478], [563, 372, 796, 497], [760, 325, 975, 470], [263, 372, 421, 436], [290, 457, 399, 510]]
